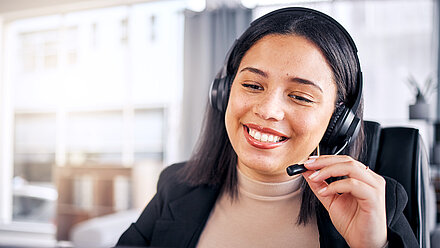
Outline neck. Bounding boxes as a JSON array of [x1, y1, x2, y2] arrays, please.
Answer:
[[237, 163, 300, 183]]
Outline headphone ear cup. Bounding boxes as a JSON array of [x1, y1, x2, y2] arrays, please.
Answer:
[[321, 105, 347, 147], [220, 76, 231, 112], [209, 75, 231, 112], [210, 77, 221, 111]]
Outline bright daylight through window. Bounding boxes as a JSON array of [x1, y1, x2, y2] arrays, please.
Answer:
[[1, 1, 184, 241]]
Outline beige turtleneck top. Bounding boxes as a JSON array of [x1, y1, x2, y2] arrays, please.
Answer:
[[196, 168, 320, 248]]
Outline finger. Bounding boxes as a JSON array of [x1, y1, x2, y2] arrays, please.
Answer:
[[303, 155, 358, 171], [307, 161, 380, 189], [319, 178, 385, 211], [304, 155, 384, 188]]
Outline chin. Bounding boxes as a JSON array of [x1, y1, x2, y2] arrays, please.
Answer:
[[239, 156, 287, 174]]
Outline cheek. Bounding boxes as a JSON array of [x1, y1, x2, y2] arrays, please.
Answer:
[[225, 87, 246, 134], [313, 109, 334, 140], [291, 107, 333, 141], [226, 87, 251, 121]]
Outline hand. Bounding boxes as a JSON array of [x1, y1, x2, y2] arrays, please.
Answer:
[[302, 155, 387, 248]]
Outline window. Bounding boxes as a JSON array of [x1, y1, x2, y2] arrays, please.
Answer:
[[20, 29, 59, 73], [66, 111, 124, 165], [133, 108, 164, 161], [120, 18, 129, 45], [13, 113, 56, 223], [1, 0, 184, 236]]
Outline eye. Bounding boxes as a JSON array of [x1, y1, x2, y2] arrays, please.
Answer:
[[242, 83, 263, 91], [289, 94, 314, 103]]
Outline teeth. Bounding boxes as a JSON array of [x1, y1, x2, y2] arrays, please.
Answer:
[[247, 127, 284, 143], [254, 131, 261, 140]]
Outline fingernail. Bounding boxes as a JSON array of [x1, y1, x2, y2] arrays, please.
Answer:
[[308, 170, 320, 179], [304, 158, 316, 165], [318, 187, 327, 194], [309, 155, 319, 159]]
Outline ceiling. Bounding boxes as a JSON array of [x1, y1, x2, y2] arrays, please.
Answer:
[[0, 0, 159, 21], [0, 0, 93, 14]]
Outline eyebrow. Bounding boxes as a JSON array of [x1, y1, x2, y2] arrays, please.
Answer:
[[240, 67, 268, 77], [239, 66, 323, 93], [290, 77, 323, 93]]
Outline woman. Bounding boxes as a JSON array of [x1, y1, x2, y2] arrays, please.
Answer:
[[117, 7, 418, 248]]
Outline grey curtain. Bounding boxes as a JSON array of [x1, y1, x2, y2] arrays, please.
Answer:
[[179, 6, 252, 161], [437, 0, 440, 122]]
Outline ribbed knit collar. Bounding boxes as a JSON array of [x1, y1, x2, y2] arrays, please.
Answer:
[[237, 167, 303, 201]]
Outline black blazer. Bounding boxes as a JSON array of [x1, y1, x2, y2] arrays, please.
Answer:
[[117, 163, 418, 248]]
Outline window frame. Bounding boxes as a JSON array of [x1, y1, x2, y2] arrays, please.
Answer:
[[0, 0, 185, 240]]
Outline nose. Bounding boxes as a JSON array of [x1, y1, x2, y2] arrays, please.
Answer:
[[253, 90, 285, 121]]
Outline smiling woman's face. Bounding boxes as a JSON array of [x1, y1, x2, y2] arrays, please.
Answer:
[[225, 34, 337, 182]]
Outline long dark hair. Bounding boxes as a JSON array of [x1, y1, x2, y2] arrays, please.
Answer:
[[180, 8, 365, 225]]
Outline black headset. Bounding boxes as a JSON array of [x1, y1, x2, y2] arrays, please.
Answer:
[[209, 7, 362, 155]]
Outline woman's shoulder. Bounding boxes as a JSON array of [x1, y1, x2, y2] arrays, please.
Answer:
[[383, 176, 407, 203], [155, 162, 218, 201], [382, 176, 420, 246], [157, 162, 185, 185], [382, 176, 408, 222], [156, 162, 187, 190]]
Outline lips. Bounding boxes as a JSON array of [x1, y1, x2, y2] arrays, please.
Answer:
[[243, 123, 288, 149]]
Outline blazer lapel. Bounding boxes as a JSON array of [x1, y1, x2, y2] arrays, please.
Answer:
[[150, 185, 221, 248]]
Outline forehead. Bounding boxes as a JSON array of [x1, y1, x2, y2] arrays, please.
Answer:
[[238, 34, 336, 93], [241, 34, 329, 71]]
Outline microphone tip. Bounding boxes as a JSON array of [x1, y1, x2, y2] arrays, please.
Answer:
[[286, 164, 308, 176]]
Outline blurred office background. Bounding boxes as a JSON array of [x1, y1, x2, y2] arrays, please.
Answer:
[[0, 0, 437, 247]]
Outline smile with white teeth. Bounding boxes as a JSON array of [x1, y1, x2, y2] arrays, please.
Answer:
[[246, 126, 286, 143]]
